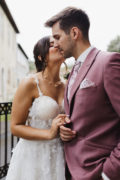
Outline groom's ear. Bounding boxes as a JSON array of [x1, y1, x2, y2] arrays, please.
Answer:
[[70, 27, 82, 40]]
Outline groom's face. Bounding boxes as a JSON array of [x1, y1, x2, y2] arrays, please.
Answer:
[[52, 22, 74, 59]]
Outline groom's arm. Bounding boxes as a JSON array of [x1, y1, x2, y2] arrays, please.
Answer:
[[102, 53, 120, 180]]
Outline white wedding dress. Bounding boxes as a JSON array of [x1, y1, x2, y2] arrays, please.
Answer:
[[6, 76, 66, 180]]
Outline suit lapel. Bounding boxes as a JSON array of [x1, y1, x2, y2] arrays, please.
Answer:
[[69, 48, 100, 109]]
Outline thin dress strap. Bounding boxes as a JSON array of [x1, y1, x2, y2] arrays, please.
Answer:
[[34, 76, 43, 96]]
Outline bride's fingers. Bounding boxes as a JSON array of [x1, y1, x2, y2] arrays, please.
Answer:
[[58, 114, 66, 116], [54, 118, 65, 127], [55, 117, 66, 123], [64, 117, 70, 123], [57, 114, 68, 122], [58, 122, 65, 127], [57, 114, 66, 118], [57, 119, 66, 126]]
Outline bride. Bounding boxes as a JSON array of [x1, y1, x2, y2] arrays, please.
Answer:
[[6, 36, 66, 180]]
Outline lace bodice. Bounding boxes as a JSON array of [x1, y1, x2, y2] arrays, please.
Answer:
[[26, 76, 64, 129]]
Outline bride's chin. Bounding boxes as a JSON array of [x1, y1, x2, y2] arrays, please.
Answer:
[[60, 51, 64, 56], [60, 53, 65, 59], [59, 55, 65, 61]]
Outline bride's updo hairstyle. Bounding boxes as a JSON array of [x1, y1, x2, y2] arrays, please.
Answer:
[[33, 36, 50, 72]]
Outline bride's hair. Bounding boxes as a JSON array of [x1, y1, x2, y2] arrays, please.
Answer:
[[33, 36, 50, 72]]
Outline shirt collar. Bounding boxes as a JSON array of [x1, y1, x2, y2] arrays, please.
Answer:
[[76, 46, 94, 64]]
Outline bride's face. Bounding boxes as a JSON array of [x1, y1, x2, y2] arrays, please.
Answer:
[[46, 37, 65, 64]]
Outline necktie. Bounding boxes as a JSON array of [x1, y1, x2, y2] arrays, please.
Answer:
[[67, 61, 81, 100]]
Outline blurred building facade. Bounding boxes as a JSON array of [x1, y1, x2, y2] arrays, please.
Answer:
[[0, 0, 29, 102], [17, 43, 29, 86]]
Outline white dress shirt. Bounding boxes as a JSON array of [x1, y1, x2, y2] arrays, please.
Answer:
[[102, 173, 110, 180], [75, 46, 94, 65]]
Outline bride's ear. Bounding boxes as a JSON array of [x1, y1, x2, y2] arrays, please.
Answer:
[[38, 55, 42, 61]]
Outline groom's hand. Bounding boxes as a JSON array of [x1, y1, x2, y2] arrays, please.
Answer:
[[60, 125, 76, 141]]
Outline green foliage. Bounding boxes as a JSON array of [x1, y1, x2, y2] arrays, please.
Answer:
[[28, 60, 36, 73], [0, 114, 11, 121], [107, 36, 120, 53]]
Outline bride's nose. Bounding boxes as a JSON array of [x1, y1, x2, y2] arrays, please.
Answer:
[[54, 41, 59, 48]]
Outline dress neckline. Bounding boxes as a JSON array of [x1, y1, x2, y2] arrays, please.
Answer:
[[34, 95, 64, 108], [34, 75, 64, 107]]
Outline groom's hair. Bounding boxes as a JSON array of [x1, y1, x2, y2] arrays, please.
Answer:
[[45, 7, 90, 40]]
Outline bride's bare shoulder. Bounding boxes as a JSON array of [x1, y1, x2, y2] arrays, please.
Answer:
[[18, 74, 38, 91]]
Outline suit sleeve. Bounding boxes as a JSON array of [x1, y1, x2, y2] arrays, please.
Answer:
[[103, 53, 120, 180]]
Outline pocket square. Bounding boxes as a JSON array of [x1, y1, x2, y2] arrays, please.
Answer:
[[80, 78, 96, 89]]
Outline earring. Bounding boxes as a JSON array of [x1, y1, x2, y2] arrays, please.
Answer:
[[38, 55, 42, 61]]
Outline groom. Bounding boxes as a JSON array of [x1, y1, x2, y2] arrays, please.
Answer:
[[45, 7, 120, 180]]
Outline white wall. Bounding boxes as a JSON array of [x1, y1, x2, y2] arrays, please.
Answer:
[[16, 45, 29, 86], [0, 6, 17, 102]]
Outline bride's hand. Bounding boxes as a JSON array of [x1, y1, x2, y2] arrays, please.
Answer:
[[49, 114, 66, 139]]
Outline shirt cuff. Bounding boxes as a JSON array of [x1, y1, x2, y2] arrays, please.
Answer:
[[102, 172, 110, 180]]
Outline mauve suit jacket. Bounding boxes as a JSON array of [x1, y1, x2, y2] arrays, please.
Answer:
[[64, 48, 120, 180]]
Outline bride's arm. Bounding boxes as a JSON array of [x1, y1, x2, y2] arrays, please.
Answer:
[[11, 77, 64, 140]]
